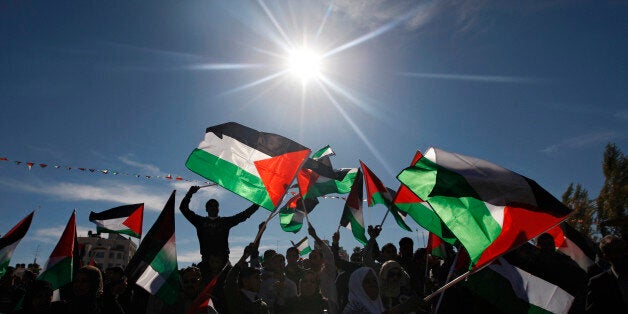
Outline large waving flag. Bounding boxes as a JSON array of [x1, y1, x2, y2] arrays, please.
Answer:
[[89, 203, 144, 238], [279, 194, 319, 233], [360, 161, 411, 231], [340, 168, 368, 245], [38, 211, 76, 290], [126, 191, 179, 305], [0, 212, 34, 279], [397, 147, 571, 269], [393, 151, 457, 245], [186, 122, 310, 210]]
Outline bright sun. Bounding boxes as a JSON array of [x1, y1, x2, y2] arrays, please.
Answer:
[[286, 48, 322, 82]]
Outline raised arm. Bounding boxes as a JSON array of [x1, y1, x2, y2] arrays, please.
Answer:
[[225, 203, 260, 228], [179, 185, 202, 224]]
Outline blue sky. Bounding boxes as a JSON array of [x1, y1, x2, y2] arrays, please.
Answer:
[[1, 1, 626, 268]]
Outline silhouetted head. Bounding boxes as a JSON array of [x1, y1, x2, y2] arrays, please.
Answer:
[[535, 233, 556, 254], [205, 199, 219, 218]]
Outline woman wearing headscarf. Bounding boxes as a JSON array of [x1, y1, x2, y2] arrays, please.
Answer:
[[379, 261, 415, 310], [342, 267, 385, 314]]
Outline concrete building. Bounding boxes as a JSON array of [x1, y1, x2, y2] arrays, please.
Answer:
[[78, 231, 137, 269]]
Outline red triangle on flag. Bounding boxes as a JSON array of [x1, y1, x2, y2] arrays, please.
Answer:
[[254, 149, 310, 208], [122, 204, 144, 238], [50, 212, 76, 259]]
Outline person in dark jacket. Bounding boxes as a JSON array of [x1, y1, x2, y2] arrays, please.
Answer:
[[586, 235, 628, 313], [180, 185, 260, 282]]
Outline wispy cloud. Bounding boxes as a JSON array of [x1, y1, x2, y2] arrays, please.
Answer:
[[28, 224, 92, 244], [399, 72, 544, 84], [332, 0, 489, 33], [0, 178, 171, 211], [540, 131, 616, 153], [177, 250, 202, 263], [118, 155, 161, 175], [614, 110, 628, 120]]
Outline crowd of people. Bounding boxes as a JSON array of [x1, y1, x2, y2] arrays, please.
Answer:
[[0, 185, 626, 313]]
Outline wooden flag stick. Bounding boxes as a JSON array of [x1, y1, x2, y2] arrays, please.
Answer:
[[378, 206, 391, 227], [434, 250, 461, 313], [198, 183, 217, 188]]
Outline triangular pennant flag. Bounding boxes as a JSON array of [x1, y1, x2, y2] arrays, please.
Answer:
[[340, 169, 367, 245], [0, 212, 34, 279], [26, 162, 34, 170], [126, 191, 179, 305], [359, 160, 411, 231], [38, 211, 77, 290], [39, 164, 48, 168]]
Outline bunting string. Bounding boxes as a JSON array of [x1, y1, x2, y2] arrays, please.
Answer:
[[0, 155, 212, 185]]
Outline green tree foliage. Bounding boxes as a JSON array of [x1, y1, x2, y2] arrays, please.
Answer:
[[596, 143, 628, 237], [562, 183, 595, 238]]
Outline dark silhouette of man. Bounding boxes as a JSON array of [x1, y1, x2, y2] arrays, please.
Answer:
[[180, 185, 260, 283], [586, 235, 628, 313]]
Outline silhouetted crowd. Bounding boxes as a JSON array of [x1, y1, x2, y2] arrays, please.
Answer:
[[0, 187, 626, 313]]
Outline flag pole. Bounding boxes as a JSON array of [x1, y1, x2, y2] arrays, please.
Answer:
[[378, 206, 391, 227], [434, 250, 461, 313], [198, 183, 217, 188]]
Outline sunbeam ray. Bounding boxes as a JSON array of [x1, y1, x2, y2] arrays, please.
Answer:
[[316, 80, 395, 177], [258, 0, 295, 52], [322, 9, 416, 58], [187, 63, 265, 70], [220, 69, 289, 96], [315, 3, 334, 43]]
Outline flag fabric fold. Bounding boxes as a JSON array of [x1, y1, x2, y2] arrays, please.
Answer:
[[340, 169, 368, 245], [546, 222, 597, 271], [186, 122, 311, 210], [397, 147, 571, 269], [393, 151, 458, 245], [89, 203, 144, 238], [38, 211, 77, 290], [279, 195, 319, 233], [126, 191, 179, 305], [465, 244, 577, 314], [187, 272, 221, 314], [0, 212, 34, 279], [359, 160, 411, 231]]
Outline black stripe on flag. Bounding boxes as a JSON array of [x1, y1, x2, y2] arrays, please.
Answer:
[[207, 122, 309, 157]]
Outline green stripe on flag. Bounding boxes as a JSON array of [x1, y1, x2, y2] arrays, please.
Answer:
[[38, 257, 73, 290], [186, 148, 274, 210], [398, 156, 502, 265]]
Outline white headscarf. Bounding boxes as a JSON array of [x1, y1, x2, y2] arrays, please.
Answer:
[[347, 267, 384, 314]]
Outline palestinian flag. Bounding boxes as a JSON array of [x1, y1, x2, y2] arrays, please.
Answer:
[[394, 151, 457, 245], [340, 169, 367, 245], [425, 232, 447, 259], [186, 122, 310, 210], [126, 191, 179, 305], [38, 211, 76, 290], [279, 195, 319, 233], [360, 160, 411, 231], [312, 145, 334, 161], [89, 203, 144, 238], [546, 222, 596, 271], [0, 212, 34, 279], [302, 168, 358, 199], [466, 244, 576, 314], [397, 147, 571, 269], [294, 236, 312, 256], [187, 272, 221, 314]]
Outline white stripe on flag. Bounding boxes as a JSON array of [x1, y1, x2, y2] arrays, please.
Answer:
[[137, 265, 167, 294], [93, 217, 127, 230], [198, 133, 271, 178]]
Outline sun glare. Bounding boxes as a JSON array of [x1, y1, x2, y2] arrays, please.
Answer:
[[286, 48, 322, 82]]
